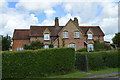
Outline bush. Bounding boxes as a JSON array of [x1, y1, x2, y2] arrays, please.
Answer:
[[2, 48, 75, 78], [75, 50, 119, 71], [76, 48, 87, 52], [94, 40, 111, 51]]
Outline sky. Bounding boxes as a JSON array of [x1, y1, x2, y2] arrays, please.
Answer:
[[0, 0, 119, 43]]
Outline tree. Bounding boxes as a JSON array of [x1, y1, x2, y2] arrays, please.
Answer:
[[112, 32, 120, 48], [94, 40, 111, 51], [24, 40, 44, 50], [2, 35, 12, 51]]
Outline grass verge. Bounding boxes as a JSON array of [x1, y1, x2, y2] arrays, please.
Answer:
[[45, 68, 119, 78]]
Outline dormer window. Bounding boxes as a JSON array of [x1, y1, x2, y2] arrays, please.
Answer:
[[74, 31, 80, 38], [63, 31, 68, 38], [44, 33, 50, 40], [88, 33, 93, 39]]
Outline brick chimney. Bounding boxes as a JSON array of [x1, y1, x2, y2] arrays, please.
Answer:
[[73, 17, 79, 26], [55, 17, 59, 27]]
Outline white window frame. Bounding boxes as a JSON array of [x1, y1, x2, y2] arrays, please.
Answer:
[[63, 31, 68, 38], [88, 33, 93, 39], [17, 47, 23, 51], [74, 31, 80, 38], [87, 44, 94, 52], [44, 34, 50, 40], [68, 44, 76, 49], [54, 45, 57, 48], [44, 45, 49, 49]]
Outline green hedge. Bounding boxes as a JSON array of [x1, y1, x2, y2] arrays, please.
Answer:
[[2, 48, 75, 78], [76, 50, 119, 71]]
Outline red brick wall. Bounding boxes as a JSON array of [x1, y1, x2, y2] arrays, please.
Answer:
[[12, 40, 29, 51]]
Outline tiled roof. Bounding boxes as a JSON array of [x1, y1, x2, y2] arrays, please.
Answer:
[[30, 26, 64, 36], [13, 25, 104, 40], [13, 29, 30, 40], [79, 26, 105, 36]]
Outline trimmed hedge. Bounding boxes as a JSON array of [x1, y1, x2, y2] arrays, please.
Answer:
[[2, 48, 75, 78], [76, 50, 119, 71]]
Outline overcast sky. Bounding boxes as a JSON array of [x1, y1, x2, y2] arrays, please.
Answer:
[[0, 0, 119, 43]]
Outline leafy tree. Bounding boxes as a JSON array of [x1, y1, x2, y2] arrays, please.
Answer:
[[94, 40, 111, 51], [24, 40, 44, 50], [2, 35, 12, 51], [112, 32, 120, 48]]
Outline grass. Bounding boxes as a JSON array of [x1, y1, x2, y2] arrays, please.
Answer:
[[45, 68, 119, 78]]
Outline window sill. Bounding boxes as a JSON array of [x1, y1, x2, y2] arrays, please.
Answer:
[[63, 38, 69, 39], [74, 38, 80, 39]]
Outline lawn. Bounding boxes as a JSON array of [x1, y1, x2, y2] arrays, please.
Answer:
[[45, 68, 119, 78]]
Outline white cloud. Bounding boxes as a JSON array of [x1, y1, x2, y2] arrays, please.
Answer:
[[16, 0, 60, 11], [44, 9, 56, 18], [0, 8, 38, 36], [99, 17, 118, 35], [104, 34, 115, 43]]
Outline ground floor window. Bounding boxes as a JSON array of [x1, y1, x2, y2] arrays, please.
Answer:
[[68, 43, 76, 49], [54, 45, 57, 48], [17, 47, 23, 51], [44, 45, 49, 49], [87, 44, 94, 52]]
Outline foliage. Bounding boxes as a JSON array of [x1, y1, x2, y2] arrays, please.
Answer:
[[49, 43, 54, 48], [76, 48, 87, 52], [112, 32, 120, 48], [2, 35, 12, 51], [24, 40, 44, 50], [94, 40, 111, 51], [2, 48, 75, 78], [62, 39, 65, 47], [75, 50, 119, 71]]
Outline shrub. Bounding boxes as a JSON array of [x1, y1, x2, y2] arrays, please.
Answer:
[[94, 40, 111, 51], [76, 48, 87, 52], [2, 48, 75, 78], [24, 40, 44, 50], [75, 50, 119, 71]]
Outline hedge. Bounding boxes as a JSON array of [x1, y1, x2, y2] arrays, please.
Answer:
[[75, 50, 119, 71], [2, 48, 75, 78]]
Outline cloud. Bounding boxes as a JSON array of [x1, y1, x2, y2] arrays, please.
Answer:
[[44, 9, 56, 18], [99, 17, 118, 35], [104, 34, 115, 43], [0, 8, 38, 36]]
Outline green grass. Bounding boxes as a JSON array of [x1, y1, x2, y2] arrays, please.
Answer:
[[45, 68, 119, 78]]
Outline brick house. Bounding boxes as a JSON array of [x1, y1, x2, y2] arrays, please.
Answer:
[[12, 17, 104, 51]]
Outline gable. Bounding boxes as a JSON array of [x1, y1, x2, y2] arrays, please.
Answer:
[[58, 19, 82, 35]]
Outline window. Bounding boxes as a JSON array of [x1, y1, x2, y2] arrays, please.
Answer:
[[74, 31, 80, 38], [44, 45, 49, 49], [68, 44, 76, 49], [17, 47, 23, 51], [87, 44, 94, 52], [54, 45, 57, 48], [44, 34, 50, 40], [88, 33, 93, 39], [63, 31, 68, 38]]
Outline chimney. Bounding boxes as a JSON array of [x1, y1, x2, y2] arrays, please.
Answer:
[[55, 17, 59, 27], [74, 17, 79, 26]]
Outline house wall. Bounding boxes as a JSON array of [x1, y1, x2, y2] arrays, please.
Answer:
[[12, 40, 29, 51], [54, 21, 85, 50]]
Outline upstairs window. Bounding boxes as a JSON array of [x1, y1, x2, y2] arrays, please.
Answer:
[[44, 34, 50, 40], [74, 31, 80, 38], [88, 33, 93, 39], [63, 31, 68, 38]]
